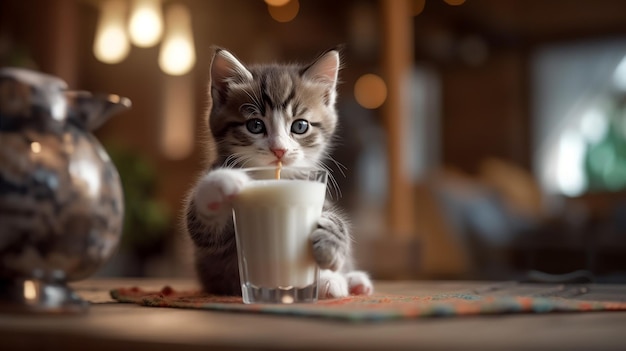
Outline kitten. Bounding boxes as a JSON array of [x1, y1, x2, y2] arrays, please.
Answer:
[[183, 47, 373, 298]]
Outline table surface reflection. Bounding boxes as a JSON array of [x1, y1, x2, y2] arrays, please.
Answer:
[[0, 278, 625, 350]]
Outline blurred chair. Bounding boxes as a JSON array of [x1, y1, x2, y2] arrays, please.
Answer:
[[415, 159, 553, 280]]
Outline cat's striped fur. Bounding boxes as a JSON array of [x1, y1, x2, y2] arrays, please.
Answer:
[[183, 48, 372, 298]]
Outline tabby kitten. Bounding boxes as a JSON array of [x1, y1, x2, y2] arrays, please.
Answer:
[[184, 48, 373, 298]]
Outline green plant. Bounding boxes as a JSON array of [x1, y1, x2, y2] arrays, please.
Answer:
[[103, 142, 171, 254]]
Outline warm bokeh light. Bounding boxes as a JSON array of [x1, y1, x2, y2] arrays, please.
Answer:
[[161, 75, 194, 159], [413, 0, 426, 16], [444, 0, 466, 5], [265, 0, 291, 6], [354, 74, 388, 109], [23, 280, 37, 300], [158, 4, 196, 76], [268, 0, 299, 23], [93, 0, 130, 64], [129, 0, 164, 48], [30, 142, 41, 154]]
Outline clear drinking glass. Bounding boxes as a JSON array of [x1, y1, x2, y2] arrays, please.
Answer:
[[232, 167, 328, 304]]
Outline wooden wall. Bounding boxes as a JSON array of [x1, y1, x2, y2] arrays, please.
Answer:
[[2, 0, 626, 278]]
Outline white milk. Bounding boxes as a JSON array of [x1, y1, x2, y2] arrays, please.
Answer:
[[233, 179, 326, 288]]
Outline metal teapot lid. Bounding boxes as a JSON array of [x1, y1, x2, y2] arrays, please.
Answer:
[[0, 67, 131, 131], [0, 67, 69, 122]]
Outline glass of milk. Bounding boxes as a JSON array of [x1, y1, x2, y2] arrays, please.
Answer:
[[232, 167, 327, 304]]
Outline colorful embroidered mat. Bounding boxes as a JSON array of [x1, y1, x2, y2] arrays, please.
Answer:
[[110, 284, 626, 322]]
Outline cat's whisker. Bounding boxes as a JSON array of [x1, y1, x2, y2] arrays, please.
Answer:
[[223, 151, 254, 169], [330, 175, 342, 200], [317, 154, 347, 198], [229, 152, 254, 168], [317, 161, 342, 200], [240, 159, 254, 168], [325, 154, 347, 178], [234, 157, 250, 168], [226, 154, 244, 168], [329, 176, 342, 200], [223, 154, 239, 168]]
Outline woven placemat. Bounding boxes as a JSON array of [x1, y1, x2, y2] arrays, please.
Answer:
[[110, 284, 626, 323]]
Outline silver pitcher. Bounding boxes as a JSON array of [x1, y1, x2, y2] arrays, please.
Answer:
[[0, 67, 130, 314]]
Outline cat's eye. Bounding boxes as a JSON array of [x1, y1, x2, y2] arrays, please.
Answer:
[[246, 119, 266, 134], [290, 119, 309, 134]]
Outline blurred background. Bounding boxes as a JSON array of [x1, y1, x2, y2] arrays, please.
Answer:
[[2, 0, 625, 283]]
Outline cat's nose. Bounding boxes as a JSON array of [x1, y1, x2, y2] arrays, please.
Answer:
[[271, 148, 286, 159]]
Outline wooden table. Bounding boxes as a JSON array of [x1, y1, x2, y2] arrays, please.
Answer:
[[1, 278, 626, 350]]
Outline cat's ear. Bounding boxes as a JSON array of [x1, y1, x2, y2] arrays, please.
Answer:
[[301, 49, 340, 106], [301, 49, 340, 88], [209, 49, 253, 100]]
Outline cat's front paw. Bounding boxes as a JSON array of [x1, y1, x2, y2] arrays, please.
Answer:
[[319, 269, 349, 299], [318, 270, 373, 299], [311, 215, 349, 271], [345, 271, 374, 296], [194, 169, 249, 216]]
